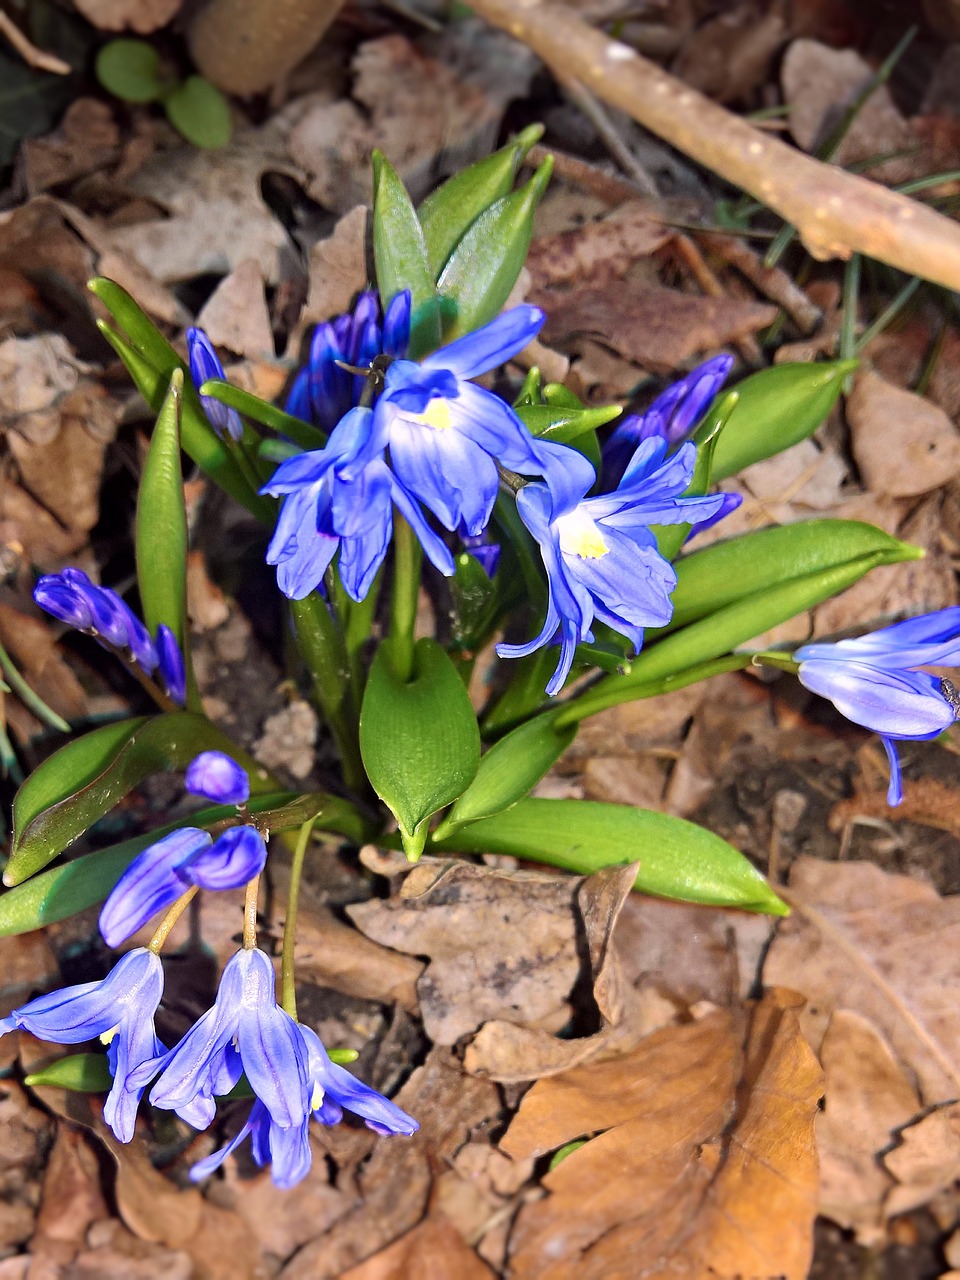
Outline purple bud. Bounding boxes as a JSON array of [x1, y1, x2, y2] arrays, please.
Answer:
[[662, 354, 734, 444], [122, 609, 159, 673], [34, 576, 94, 630], [187, 328, 243, 442], [382, 291, 411, 359], [468, 543, 501, 578], [185, 751, 250, 805], [181, 825, 266, 891], [283, 368, 312, 423], [308, 323, 349, 427], [348, 292, 379, 363], [87, 587, 133, 648], [156, 623, 186, 706]]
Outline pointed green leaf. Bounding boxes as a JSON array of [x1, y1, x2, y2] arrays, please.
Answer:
[[700, 359, 858, 480], [25, 1053, 112, 1093], [434, 798, 788, 914], [438, 155, 554, 340], [418, 124, 543, 276], [434, 709, 575, 839], [371, 151, 441, 358], [449, 549, 498, 651], [666, 519, 924, 633], [514, 401, 621, 444], [198, 378, 325, 450], [653, 389, 740, 562], [360, 638, 480, 859], [5, 712, 272, 885]]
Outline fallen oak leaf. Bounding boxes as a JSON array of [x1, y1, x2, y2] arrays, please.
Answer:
[[337, 1215, 496, 1280]]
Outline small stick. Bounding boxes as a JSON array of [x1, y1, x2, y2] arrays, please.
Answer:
[[554, 72, 659, 196], [0, 12, 70, 75], [672, 233, 763, 364], [526, 143, 653, 206], [698, 231, 823, 335]]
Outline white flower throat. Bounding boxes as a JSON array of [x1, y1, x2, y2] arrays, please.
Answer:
[[556, 508, 609, 560]]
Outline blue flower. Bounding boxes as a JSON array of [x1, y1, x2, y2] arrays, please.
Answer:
[[793, 608, 960, 806], [188, 1021, 417, 1189], [366, 305, 576, 537], [284, 291, 411, 431], [186, 328, 243, 442], [99, 818, 267, 948], [602, 355, 734, 488], [149, 947, 309, 1134], [185, 751, 249, 805], [34, 569, 186, 706], [261, 406, 454, 601], [497, 437, 728, 695], [0, 948, 165, 1143]]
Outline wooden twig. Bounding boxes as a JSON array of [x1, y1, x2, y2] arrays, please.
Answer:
[[672, 233, 763, 365], [467, 0, 960, 292], [0, 11, 70, 75], [699, 231, 823, 335], [554, 72, 659, 196]]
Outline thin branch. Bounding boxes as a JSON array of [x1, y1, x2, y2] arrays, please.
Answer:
[[467, 0, 960, 292], [0, 11, 70, 75], [697, 231, 823, 335]]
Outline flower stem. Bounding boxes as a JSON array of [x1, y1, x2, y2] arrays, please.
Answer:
[[290, 594, 365, 794], [243, 874, 260, 948], [389, 514, 422, 683], [148, 887, 198, 953], [280, 817, 314, 1019], [751, 651, 801, 675]]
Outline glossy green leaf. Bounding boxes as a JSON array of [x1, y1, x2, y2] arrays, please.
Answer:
[[135, 368, 195, 702], [514, 402, 621, 444], [25, 1053, 112, 1093], [418, 124, 543, 276], [360, 638, 480, 859], [666, 520, 923, 632], [562, 552, 889, 724], [434, 798, 788, 914], [434, 709, 575, 839], [700, 359, 858, 480], [198, 378, 325, 450], [481, 648, 558, 737], [5, 712, 271, 885], [0, 790, 369, 936], [165, 75, 232, 149], [438, 155, 554, 340], [95, 39, 164, 103], [371, 151, 440, 359], [90, 280, 271, 520], [449, 549, 498, 651]]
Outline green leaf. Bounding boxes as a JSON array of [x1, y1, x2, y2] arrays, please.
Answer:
[[653, 389, 740, 562], [434, 798, 788, 915], [449, 550, 498, 651], [136, 368, 195, 703], [433, 709, 575, 839], [700, 359, 858, 481], [482, 648, 558, 736], [89, 281, 271, 521], [360, 638, 480, 859], [514, 402, 621, 445], [95, 39, 164, 104], [549, 1140, 587, 1170], [562, 553, 890, 724], [198, 378, 325, 450], [165, 76, 232, 149], [25, 1053, 112, 1093], [5, 712, 271, 886], [666, 520, 924, 633], [418, 124, 543, 276], [438, 155, 554, 341], [0, 790, 368, 936], [371, 150, 441, 359]]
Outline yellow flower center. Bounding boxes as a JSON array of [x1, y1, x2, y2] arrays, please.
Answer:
[[100, 1025, 119, 1046], [310, 1082, 325, 1111], [557, 509, 609, 560], [409, 398, 453, 430]]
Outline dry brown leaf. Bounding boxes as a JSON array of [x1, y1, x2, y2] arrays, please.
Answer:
[[766, 856, 960, 1103], [30, 1126, 108, 1270], [536, 280, 776, 371], [195, 259, 274, 360], [848, 370, 960, 498], [9, 416, 112, 535], [72, 0, 182, 33], [526, 203, 670, 291], [0, 605, 87, 725], [506, 990, 821, 1279], [672, 1, 788, 103], [71, 1220, 192, 1280], [22, 99, 120, 196], [216, 1157, 352, 1265], [288, 206, 368, 357], [97, 1125, 204, 1247], [338, 1215, 496, 1280], [0, 334, 89, 446], [280, 1049, 501, 1280], [253, 700, 318, 781]]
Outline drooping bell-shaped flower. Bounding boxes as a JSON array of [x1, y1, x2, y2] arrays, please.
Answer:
[[186, 328, 244, 442]]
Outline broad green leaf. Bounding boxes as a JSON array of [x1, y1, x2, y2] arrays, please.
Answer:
[[165, 75, 232, 149], [418, 124, 543, 276], [434, 798, 788, 914], [0, 790, 369, 936], [449, 549, 498, 651], [434, 709, 575, 838], [515, 402, 621, 444], [198, 378, 325, 450], [482, 648, 558, 737], [700, 359, 858, 480], [95, 39, 164, 103], [666, 520, 923, 632], [135, 369, 195, 704], [371, 151, 440, 358], [90, 282, 271, 520], [360, 638, 480, 859], [563, 552, 890, 723], [25, 1053, 112, 1093], [438, 155, 554, 340], [5, 712, 272, 885]]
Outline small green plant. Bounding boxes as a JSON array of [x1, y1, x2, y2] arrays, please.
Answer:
[[95, 38, 232, 149]]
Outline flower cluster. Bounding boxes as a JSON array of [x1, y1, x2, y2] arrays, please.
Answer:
[[34, 568, 185, 706], [792, 609, 960, 806], [0, 750, 417, 1184]]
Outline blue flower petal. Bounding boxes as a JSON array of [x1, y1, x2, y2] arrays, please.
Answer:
[[156, 624, 186, 706], [234, 949, 309, 1129], [33, 577, 94, 630], [99, 828, 211, 948], [183, 826, 267, 892], [422, 305, 544, 380], [881, 736, 904, 806], [794, 607, 960, 670], [388, 419, 498, 534], [300, 1025, 418, 1136], [185, 751, 250, 805], [797, 659, 955, 738]]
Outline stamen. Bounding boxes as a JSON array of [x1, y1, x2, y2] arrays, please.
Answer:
[[557, 509, 609, 560]]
